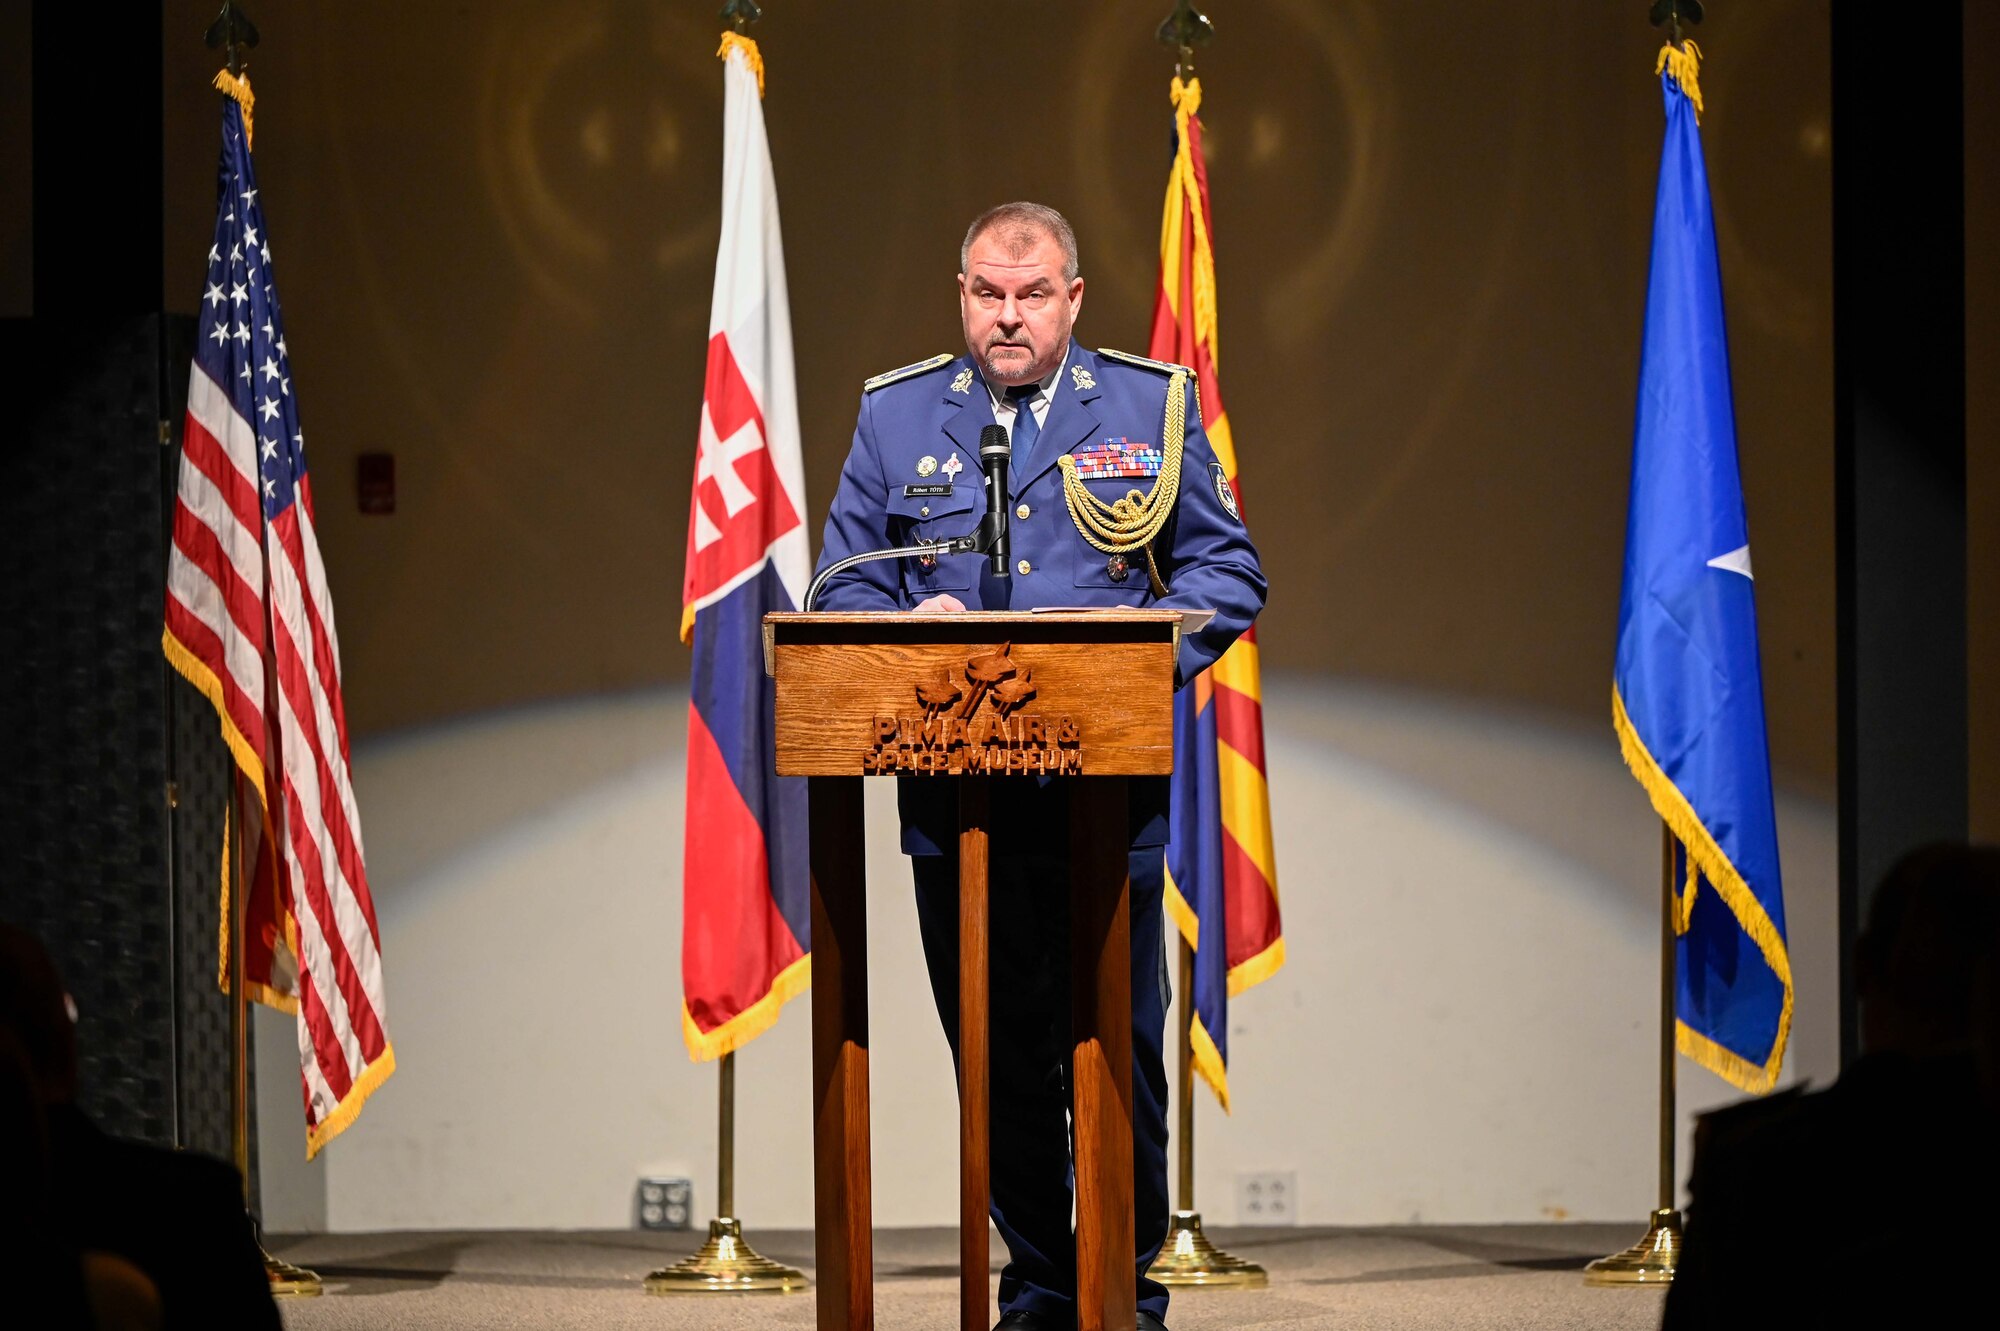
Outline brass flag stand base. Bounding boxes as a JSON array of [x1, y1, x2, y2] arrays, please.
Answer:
[[1586, 826, 1684, 1288], [1583, 1208, 1681, 1286], [262, 1244, 325, 1297], [643, 1051, 807, 1296], [1149, 1210, 1268, 1288], [645, 1217, 807, 1294], [1148, 941, 1268, 1292]]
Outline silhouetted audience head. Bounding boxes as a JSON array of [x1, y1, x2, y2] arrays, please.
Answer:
[[1664, 842, 2000, 1331], [0, 938, 130, 1329], [0, 923, 277, 1330], [0, 922, 79, 1104], [1856, 843, 2000, 1059]]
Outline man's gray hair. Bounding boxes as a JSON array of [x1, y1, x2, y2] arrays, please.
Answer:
[[961, 202, 1080, 283]]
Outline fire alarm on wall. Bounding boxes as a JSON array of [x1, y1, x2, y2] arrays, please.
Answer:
[[357, 453, 395, 514]]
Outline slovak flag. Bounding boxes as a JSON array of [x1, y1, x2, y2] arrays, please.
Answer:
[[678, 32, 811, 1060]]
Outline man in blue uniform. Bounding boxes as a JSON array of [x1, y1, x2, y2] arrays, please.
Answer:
[[812, 202, 1265, 1331]]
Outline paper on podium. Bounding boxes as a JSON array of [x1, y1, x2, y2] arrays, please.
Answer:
[[1030, 606, 1215, 634]]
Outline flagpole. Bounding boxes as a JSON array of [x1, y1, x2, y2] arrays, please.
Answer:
[[1586, 4, 1722, 1287], [1656, 823, 1678, 1219], [1144, 1, 1269, 1292], [1583, 821, 1683, 1285], [719, 1049, 735, 1218], [644, 1049, 807, 1294], [229, 771, 248, 1194], [648, 6, 804, 1286], [206, 5, 321, 1295], [1178, 937, 1195, 1206], [216, 18, 258, 1227], [228, 768, 323, 1297]]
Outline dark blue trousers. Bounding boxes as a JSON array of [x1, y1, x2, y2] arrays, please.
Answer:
[[912, 847, 1172, 1326]]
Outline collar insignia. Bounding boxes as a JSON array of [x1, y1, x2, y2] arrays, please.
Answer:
[[1070, 364, 1097, 392], [950, 367, 975, 395]]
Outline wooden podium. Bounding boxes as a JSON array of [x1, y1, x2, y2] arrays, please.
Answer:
[[764, 610, 1181, 1331]]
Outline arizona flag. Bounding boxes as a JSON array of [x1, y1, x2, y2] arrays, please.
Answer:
[[1156, 76, 1283, 1110], [1614, 43, 1791, 1093], [679, 32, 811, 1060]]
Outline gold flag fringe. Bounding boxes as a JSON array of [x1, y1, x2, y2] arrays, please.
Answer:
[[681, 955, 811, 1061], [1613, 685, 1793, 1092], [1656, 40, 1704, 121], [718, 31, 766, 98], [213, 69, 255, 149]]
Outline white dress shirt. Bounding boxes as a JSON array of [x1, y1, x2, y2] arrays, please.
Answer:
[[984, 345, 1068, 438]]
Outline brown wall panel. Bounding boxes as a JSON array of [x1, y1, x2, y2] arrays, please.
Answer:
[[151, 1, 1997, 828]]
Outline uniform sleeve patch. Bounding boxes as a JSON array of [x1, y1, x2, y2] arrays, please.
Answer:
[[1210, 461, 1241, 522]]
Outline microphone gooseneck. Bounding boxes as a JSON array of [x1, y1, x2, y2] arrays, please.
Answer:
[[800, 421, 1016, 611], [979, 422, 1011, 577]]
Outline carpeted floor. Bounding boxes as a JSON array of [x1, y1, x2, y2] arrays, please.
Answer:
[[269, 1223, 1668, 1329]]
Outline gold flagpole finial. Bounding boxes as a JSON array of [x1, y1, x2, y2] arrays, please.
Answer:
[[205, 1, 259, 75], [1156, 1, 1214, 82], [1648, 0, 1704, 49]]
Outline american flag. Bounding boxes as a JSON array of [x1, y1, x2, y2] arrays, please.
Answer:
[[162, 87, 394, 1156]]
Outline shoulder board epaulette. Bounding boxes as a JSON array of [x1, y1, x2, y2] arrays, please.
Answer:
[[1096, 347, 1193, 376], [864, 353, 954, 393]]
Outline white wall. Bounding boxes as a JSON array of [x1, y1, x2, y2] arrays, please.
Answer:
[[254, 676, 1836, 1231]]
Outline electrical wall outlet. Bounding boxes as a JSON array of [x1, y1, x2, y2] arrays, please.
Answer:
[[635, 1176, 693, 1231], [1235, 1170, 1298, 1225]]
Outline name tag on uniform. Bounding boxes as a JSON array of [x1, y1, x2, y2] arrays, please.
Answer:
[[904, 484, 954, 497], [1070, 438, 1163, 479]]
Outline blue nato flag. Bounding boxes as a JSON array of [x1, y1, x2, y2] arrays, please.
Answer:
[[1613, 53, 1792, 1093]]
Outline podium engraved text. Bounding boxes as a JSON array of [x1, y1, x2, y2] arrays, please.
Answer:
[[863, 642, 1083, 774]]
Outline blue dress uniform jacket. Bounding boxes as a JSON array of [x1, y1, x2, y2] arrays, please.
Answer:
[[814, 340, 1268, 855], [812, 341, 1265, 1325], [816, 340, 1264, 670]]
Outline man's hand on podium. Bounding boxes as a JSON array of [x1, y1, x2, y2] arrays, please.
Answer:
[[915, 593, 968, 613]]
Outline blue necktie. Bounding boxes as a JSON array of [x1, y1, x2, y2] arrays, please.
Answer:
[[1006, 384, 1041, 475]]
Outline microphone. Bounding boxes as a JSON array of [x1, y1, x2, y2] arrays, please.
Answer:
[[978, 422, 1011, 576]]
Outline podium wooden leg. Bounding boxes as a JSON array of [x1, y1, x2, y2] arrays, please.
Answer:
[[959, 781, 992, 1331], [1070, 777, 1136, 1331], [809, 776, 871, 1330]]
